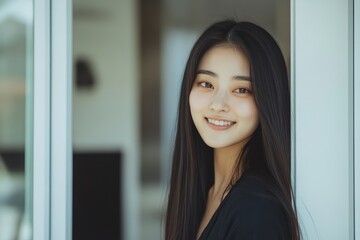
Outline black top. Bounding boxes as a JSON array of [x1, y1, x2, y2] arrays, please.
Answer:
[[198, 171, 291, 240]]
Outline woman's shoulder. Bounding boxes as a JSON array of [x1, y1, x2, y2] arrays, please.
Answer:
[[226, 172, 284, 216], [231, 171, 280, 204], [221, 171, 291, 239]]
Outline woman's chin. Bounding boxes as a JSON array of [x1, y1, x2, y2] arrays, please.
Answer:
[[203, 139, 232, 149]]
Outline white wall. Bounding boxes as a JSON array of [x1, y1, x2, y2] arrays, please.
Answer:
[[294, 0, 354, 239], [355, 0, 359, 238], [72, 0, 140, 239]]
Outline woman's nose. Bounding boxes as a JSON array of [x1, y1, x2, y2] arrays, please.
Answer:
[[209, 92, 229, 112]]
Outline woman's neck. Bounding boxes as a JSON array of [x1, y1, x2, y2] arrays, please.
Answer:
[[212, 143, 244, 195]]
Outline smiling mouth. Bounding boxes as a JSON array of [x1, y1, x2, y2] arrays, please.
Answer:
[[205, 117, 236, 127]]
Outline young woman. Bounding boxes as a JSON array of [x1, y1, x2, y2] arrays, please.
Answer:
[[165, 20, 301, 240]]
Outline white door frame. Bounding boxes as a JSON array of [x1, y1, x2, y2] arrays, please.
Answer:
[[354, 0, 359, 238], [33, 0, 72, 239], [33, 0, 51, 239], [292, 0, 356, 239], [50, 0, 73, 239]]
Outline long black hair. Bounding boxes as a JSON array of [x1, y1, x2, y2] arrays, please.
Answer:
[[165, 20, 300, 240]]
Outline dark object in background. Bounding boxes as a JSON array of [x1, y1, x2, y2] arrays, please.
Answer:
[[0, 150, 25, 209], [75, 58, 96, 88], [1, 150, 122, 239], [0, 150, 24, 172], [73, 151, 122, 240]]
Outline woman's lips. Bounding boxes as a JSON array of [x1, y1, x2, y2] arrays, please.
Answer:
[[205, 117, 236, 130]]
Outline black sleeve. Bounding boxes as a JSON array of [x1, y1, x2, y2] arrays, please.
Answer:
[[224, 197, 291, 240]]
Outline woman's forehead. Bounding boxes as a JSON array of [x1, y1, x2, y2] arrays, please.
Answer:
[[197, 45, 250, 77]]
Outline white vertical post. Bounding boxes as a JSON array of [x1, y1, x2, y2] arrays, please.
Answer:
[[293, 0, 354, 239], [355, 0, 360, 238], [33, 0, 51, 240], [290, 0, 296, 198], [50, 0, 73, 239]]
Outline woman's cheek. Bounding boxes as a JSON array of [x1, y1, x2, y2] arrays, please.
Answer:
[[232, 99, 259, 118], [189, 90, 210, 112]]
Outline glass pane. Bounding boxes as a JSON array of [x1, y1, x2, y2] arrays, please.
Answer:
[[0, 0, 33, 239]]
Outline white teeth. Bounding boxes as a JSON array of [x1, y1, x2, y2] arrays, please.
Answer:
[[207, 118, 234, 126]]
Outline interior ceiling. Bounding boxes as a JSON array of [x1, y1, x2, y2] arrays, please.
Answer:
[[166, 0, 278, 32], [73, 0, 116, 20], [166, 0, 276, 22], [74, 0, 278, 29]]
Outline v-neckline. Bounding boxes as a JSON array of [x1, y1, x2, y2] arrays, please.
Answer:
[[197, 181, 238, 240]]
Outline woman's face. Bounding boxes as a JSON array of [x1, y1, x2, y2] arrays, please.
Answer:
[[189, 45, 259, 150]]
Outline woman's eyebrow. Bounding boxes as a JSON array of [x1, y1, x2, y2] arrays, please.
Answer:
[[233, 75, 251, 81], [197, 69, 251, 81], [197, 69, 217, 77]]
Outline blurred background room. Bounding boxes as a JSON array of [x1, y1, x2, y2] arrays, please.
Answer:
[[71, 0, 289, 239], [0, 0, 289, 239]]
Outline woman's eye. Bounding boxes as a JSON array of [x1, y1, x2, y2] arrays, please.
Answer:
[[234, 88, 250, 94], [199, 82, 213, 89]]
